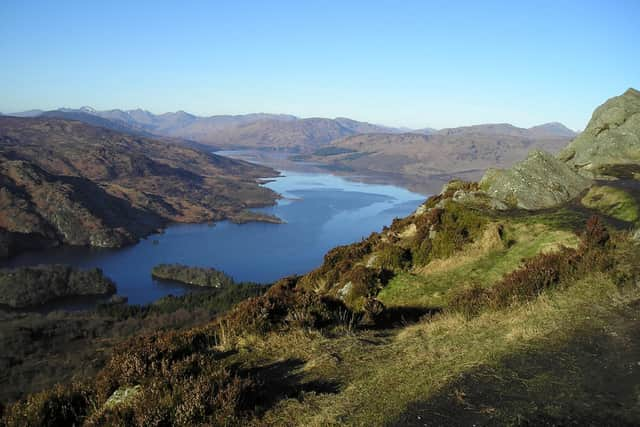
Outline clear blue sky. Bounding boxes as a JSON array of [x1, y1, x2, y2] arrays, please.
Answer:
[[1, 0, 638, 130]]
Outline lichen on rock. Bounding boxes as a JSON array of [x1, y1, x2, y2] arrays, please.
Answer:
[[479, 150, 591, 210], [559, 88, 640, 178]]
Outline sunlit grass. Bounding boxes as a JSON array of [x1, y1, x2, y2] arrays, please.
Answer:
[[377, 223, 579, 308]]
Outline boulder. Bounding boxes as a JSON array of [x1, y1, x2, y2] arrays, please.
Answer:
[[479, 150, 591, 210], [559, 88, 640, 178]]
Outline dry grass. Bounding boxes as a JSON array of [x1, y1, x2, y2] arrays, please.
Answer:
[[256, 272, 633, 425], [377, 222, 580, 308], [415, 222, 505, 275]]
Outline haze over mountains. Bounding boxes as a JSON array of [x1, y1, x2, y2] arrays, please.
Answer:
[[10, 106, 576, 150], [299, 122, 577, 192], [11, 107, 400, 150], [6, 107, 579, 193]]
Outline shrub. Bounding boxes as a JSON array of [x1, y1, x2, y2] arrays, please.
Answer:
[[360, 297, 386, 326], [411, 238, 433, 266], [217, 275, 355, 343], [488, 248, 577, 308], [374, 243, 412, 271], [341, 265, 385, 309], [3, 383, 94, 427], [86, 365, 255, 426], [449, 284, 490, 318], [583, 215, 610, 248], [450, 216, 613, 316]]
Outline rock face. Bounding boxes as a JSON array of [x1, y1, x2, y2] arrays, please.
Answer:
[[476, 89, 640, 210], [151, 264, 236, 287], [559, 88, 640, 177], [0, 265, 116, 308], [479, 150, 592, 210]]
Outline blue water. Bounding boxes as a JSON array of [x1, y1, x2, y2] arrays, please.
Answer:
[[1, 170, 425, 306]]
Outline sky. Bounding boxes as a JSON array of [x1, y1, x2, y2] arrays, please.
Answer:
[[1, 1, 638, 130]]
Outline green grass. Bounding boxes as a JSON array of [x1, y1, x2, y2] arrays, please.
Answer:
[[254, 270, 639, 426], [499, 206, 590, 231], [377, 224, 579, 308], [581, 185, 639, 223]]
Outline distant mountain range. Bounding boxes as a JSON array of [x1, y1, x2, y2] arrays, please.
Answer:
[[298, 122, 577, 192], [9, 107, 401, 150], [7, 107, 576, 153]]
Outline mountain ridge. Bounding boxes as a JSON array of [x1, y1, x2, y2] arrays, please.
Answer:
[[7, 107, 575, 150]]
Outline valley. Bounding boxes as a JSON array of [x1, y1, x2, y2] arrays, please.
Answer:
[[0, 169, 425, 307], [3, 1, 639, 425], [10, 108, 578, 194], [1, 88, 639, 426]]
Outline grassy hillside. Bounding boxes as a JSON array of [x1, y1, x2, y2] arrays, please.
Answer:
[[3, 177, 638, 425], [2, 91, 639, 425]]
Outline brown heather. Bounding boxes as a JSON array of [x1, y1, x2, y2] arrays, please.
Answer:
[[450, 216, 613, 316]]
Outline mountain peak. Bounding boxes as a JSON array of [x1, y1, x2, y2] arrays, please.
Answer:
[[528, 122, 576, 137]]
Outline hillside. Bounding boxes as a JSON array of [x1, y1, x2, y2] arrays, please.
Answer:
[[15, 108, 398, 151], [12, 109, 578, 192], [0, 117, 279, 258], [2, 90, 639, 426], [301, 123, 575, 192]]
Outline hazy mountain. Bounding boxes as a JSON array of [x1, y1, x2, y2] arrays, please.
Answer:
[[39, 110, 155, 137], [8, 108, 575, 172], [8, 109, 45, 117], [301, 122, 576, 192], [10, 107, 402, 151], [412, 127, 438, 135], [528, 122, 577, 138], [436, 122, 576, 138], [188, 116, 403, 150]]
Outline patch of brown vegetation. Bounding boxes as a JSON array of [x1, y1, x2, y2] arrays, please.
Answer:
[[450, 216, 613, 316]]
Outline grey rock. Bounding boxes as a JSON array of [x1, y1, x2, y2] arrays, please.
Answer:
[[480, 150, 592, 210], [559, 88, 640, 178]]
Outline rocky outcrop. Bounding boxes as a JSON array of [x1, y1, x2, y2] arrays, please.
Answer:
[[479, 150, 591, 210], [471, 89, 640, 211], [0, 265, 116, 308], [559, 88, 640, 178]]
